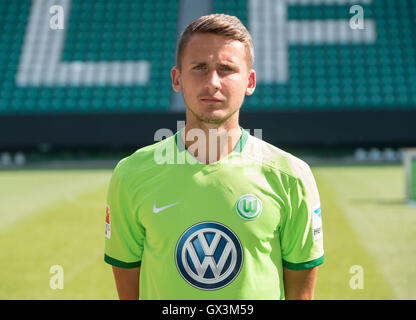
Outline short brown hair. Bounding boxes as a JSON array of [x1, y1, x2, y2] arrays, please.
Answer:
[[176, 14, 254, 70]]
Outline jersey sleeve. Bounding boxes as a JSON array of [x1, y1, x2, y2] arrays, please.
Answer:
[[104, 164, 144, 268], [279, 162, 324, 270]]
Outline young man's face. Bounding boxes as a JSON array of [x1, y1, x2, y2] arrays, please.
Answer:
[[171, 33, 256, 126]]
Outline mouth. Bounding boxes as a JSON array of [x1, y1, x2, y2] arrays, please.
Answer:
[[200, 97, 223, 104]]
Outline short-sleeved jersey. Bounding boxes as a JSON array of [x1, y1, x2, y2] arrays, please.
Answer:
[[104, 128, 324, 300]]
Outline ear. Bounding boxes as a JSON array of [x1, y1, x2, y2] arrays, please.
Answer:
[[245, 69, 256, 96], [171, 66, 182, 93]]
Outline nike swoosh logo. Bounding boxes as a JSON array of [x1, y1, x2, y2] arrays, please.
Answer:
[[153, 202, 179, 213]]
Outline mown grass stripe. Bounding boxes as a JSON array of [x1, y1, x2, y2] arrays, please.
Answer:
[[313, 168, 394, 299], [0, 175, 116, 299]]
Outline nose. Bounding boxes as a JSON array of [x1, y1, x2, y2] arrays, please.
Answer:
[[205, 70, 221, 93]]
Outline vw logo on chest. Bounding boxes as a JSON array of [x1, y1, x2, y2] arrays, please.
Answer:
[[175, 222, 243, 290]]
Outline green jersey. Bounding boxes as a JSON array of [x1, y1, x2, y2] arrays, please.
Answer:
[[104, 128, 324, 299]]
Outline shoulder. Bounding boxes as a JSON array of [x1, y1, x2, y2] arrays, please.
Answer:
[[243, 133, 321, 203], [243, 133, 313, 181], [114, 134, 176, 179]]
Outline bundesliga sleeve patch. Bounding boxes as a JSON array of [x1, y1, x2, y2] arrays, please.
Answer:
[[312, 205, 322, 241], [105, 204, 111, 239]]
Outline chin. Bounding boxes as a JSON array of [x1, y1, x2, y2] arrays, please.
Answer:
[[198, 111, 233, 124], [188, 103, 237, 125], [198, 115, 226, 124]]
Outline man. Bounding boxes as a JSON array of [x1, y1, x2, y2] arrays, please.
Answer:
[[104, 14, 324, 300]]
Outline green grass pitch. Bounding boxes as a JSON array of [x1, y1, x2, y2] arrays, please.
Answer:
[[0, 164, 415, 299]]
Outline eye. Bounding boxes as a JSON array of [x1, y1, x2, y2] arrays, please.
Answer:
[[193, 65, 206, 71], [220, 65, 234, 72]]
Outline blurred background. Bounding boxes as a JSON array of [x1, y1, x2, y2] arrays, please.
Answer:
[[0, 0, 415, 299]]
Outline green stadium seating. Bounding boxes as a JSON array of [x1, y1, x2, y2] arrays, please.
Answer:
[[0, 0, 178, 114], [214, 0, 416, 111], [0, 0, 414, 114]]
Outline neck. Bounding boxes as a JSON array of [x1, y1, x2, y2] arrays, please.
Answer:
[[181, 115, 242, 164]]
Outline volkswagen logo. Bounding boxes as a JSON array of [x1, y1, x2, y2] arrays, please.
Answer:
[[175, 222, 243, 290]]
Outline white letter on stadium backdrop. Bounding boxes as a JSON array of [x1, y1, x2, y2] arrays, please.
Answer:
[[49, 265, 64, 290], [349, 265, 364, 290], [249, 0, 375, 84], [16, 0, 150, 86], [349, 5, 365, 30], [49, 5, 64, 30]]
